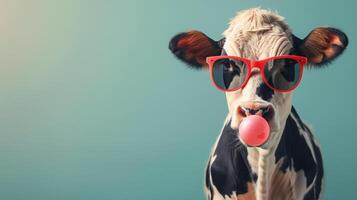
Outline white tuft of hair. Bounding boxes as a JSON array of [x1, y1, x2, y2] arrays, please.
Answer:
[[223, 8, 290, 40]]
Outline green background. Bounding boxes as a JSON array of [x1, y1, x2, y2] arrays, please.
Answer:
[[0, 0, 355, 199]]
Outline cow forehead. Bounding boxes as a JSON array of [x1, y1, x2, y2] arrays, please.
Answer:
[[222, 8, 293, 59]]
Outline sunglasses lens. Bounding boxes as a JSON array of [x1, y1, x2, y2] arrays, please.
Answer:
[[212, 58, 248, 91], [264, 58, 301, 91]]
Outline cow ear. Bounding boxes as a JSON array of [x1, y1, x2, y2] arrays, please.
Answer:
[[169, 31, 224, 69], [294, 27, 348, 66]]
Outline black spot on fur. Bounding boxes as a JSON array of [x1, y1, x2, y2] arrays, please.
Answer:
[[256, 83, 274, 101], [275, 106, 323, 199], [303, 142, 323, 200], [252, 173, 258, 182], [205, 159, 211, 188], [205, 157, 214, 198], [209, 120, 254, 196], [291, 106, 306, 131]]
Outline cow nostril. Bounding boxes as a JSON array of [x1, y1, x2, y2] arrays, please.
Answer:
[[238, 106, 260, 117], [238, 106, 247, 117], [262, 106, 274, 121]]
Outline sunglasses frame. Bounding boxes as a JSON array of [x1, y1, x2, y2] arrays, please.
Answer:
[[206, 55, 307, 93]]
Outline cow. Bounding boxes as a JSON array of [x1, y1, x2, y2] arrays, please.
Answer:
[[168, 8, 348, 200]]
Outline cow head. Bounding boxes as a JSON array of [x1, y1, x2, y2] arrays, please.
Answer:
[[169, 8, 348, 149]]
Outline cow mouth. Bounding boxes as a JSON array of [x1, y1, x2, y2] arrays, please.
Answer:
[[237, 105, 275, 122], [236, 105, 275, 148]]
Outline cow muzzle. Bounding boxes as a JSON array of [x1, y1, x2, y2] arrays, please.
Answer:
[[237, 102, 274, 125], [235, 102, 275, 148]]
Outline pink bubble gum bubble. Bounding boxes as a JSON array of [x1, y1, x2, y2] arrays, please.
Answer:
[[239, 115, 270, 147]]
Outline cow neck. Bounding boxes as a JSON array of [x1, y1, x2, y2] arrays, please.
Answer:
[[243, 113, 293, 200], [234, 120, 286, 200], [245, 144, 279, 199]]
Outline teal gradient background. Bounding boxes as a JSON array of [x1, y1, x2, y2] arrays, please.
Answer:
[[0, 1, 355, 199]]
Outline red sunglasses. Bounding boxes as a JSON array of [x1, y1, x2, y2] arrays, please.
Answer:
[[206, 55, 307, 92]]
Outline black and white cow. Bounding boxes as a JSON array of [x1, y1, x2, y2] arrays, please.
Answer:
[[168, 8, 348, 200]]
